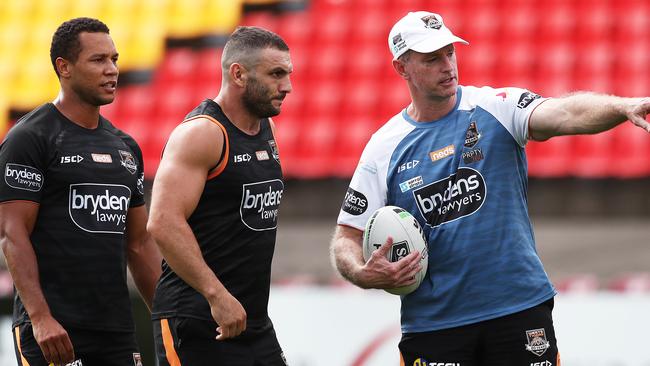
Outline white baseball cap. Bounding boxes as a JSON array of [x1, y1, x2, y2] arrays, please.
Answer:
[[388, 11, 468, 60]]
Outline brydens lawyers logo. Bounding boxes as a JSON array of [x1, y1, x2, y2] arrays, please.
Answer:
[[240, 179, 283, 231], [4, 163, 43, 192], [413, 167, 486, 228], [341, 187, 367, 216], [69, 183, 131, 234], [517, 92, 541, 109]]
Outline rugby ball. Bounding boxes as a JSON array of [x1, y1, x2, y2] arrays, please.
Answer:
[[362, 206, 428, 295]]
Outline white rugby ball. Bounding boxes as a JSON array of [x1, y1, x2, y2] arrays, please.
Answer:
[[362, 205, 428, 295]]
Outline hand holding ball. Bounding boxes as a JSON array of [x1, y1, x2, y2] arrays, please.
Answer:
[[362, 206, 428, 295]]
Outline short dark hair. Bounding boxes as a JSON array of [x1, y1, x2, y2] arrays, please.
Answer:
[[221, 26, 289, 70], [50, 17, 110, 77]]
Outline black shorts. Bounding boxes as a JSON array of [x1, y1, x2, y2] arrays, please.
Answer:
[[153, 317, 288, 366], [399, 299, 560, 366], [12, 323, 141, 366]]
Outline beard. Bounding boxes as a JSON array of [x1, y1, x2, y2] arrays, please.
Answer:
[[242, 76, 284, 118]]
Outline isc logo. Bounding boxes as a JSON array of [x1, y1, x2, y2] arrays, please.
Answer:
[[61, 155, 84, 164], [397, 160, 419, 173], [530, 361, 552, 366], [234, 153, 252, 163]]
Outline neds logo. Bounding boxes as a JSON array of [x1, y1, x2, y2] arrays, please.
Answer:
[[5, 163, 43, 192], [69, 183, 131, 234], [240, 179, 283, 231], [413, 167, 486, 227]]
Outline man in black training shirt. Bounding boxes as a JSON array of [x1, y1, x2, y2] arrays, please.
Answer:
[[0, 18, 162, 366], [147, 26, 292, 366]]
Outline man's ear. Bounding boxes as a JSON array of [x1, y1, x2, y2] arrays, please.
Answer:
[[392, 59, 408, 80], [230, 63, 247, 87], [56, 57, 72, 79]]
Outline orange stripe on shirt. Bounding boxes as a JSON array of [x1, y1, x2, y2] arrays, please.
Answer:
[[160, 319, 182, 366], [14, 326, 31, 366], [182, 115, 230, 180]]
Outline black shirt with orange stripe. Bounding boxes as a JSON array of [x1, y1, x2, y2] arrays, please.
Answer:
[[152, 99, 284, 336]]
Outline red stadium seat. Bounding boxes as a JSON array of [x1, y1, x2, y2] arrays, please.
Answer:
[[333, 114, 375, 177], [115, 85, 155, 120], [345, 44, 390, 79], [378, 76, 410, 121], [291, 114, 336, 178], [573, 42, 613, 93], [276, 11, 313, 47], [194, 48, 222, 88], [302, 80, 342, 116], [312, 8, 351, 43], [340, 79, 380, 117], [154, 84, 199, 121], [611, 123, 650, 177], [68, 0, 650, 180], [570, 132, 614, 178], [306, 43, 345, 80], [347, 8, 391, 44], [156, 48, 198, 84], [494, 41, 536, 87], [273, 114, 300, 175], [239, 10, 279, 33], [526, 137, 573, 177]]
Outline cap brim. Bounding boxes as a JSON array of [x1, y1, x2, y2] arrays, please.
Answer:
[[409, 35, 469, 55]]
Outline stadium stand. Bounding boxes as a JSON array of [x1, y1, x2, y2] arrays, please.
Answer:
[[2, 0, 649, 179]]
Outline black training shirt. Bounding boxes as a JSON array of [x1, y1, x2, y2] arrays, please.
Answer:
[[0, 103, 145, 332]]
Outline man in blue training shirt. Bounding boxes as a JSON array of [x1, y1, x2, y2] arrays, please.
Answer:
[[331, 10, 650, 366]]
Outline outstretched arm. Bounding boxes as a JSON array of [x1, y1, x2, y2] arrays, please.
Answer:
[[529, 93, 650, 141], [147, 118, 246, 340], [0, 201, 75, 364], [330, 224, 421, 289]]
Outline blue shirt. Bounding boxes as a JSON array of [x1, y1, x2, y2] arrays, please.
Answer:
[[338, 85, 556, 333]]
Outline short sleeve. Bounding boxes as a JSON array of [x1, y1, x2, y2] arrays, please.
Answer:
[[485, 87, 547, 147], [337, 141, 388, 231], [0, 127, 47, 203]]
